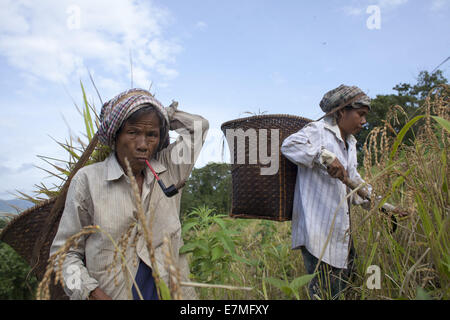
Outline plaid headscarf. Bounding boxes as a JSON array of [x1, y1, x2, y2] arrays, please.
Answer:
[[98, 88, 169, 149], [319, 85, 371, 113]]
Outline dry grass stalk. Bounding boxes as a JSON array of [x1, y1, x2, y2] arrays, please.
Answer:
[[37, 223, 146, 300], [123, 157, 165, 299], [109, 221, 138, 288], [354, 88, 449, 299], [36, 225, 99, 300], [180, 281, 253, 291], [163, 236, 182, 299]]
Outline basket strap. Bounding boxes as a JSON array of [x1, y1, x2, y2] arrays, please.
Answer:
[[31, 133, 99, 270]]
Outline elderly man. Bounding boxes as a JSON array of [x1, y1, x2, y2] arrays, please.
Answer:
[[50, 88, 209, 300], [281, 85, 371, 299]]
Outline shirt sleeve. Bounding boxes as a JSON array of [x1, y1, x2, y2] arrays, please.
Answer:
[[281, 122, 324, 168], [157, 102, 209, 184], [49, 172, 99, 300]]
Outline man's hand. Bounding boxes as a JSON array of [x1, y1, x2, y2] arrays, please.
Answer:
[[326, 158, 348, 182], [89, 287, 112, 300], [392, 207, 410, 217]]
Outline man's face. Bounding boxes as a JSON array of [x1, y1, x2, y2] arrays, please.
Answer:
[[338, 106, 369, 137], [115, 111, 161, 176]]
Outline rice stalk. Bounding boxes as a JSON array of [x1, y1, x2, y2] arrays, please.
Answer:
[[123, 157, 170, 300], [36, 225, 99, 300]]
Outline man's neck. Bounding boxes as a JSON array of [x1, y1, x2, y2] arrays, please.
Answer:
[[338, 127, 349, 149]]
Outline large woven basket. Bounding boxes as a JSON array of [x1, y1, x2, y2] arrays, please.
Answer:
[[221, 114, 311, 221], [0, 134, 99, 299]]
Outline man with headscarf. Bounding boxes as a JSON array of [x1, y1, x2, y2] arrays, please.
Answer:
[[50, 88, 209, 300], [281, 85, 371, 299]]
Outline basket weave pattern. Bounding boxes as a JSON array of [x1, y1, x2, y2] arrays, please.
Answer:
[[221, 114, 311, 221], [0, 135, 99, 299]]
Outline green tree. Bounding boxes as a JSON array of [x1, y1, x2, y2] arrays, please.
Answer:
[[356, 70, 448, 161], [0, 218, 38, 299], [180, 162, 231, 217]]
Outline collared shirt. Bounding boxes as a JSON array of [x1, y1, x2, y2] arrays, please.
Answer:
[[50, 108, 209, 300], [281, 116, 368, 269]]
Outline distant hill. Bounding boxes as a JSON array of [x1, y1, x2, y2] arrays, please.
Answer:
[[0, 199, 34, 214]]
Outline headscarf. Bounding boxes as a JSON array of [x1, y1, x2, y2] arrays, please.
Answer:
[[319, 84, 371, 114], [98, 88, 169, 149]]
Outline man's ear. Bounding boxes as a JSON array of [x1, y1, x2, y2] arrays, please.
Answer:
[[336, 109, 345, 122]]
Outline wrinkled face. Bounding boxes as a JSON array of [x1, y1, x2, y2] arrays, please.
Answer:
[[115, 111, 161, 176], [337, 106, 369, 138]]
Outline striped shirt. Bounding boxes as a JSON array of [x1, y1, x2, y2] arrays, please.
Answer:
[[50, 108, 209, 299], [281, 116, 368, 269]]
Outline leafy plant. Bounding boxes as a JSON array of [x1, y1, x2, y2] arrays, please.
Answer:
[[0, 218, 38, 299], [181, 205, 251, 297], [264, 273, 316, 300]]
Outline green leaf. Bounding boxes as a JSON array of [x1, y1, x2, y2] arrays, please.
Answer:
[[232, 254, 254, 266], [389, 115, 450, 165], [431, 115, 450, 133], [157, 279, 172, 300], [389, 115, 424, 163], [264, 277, 288, 290], [280, 286, 295, 297], [80, 81, 94, 141], [415, 287, 432, 300], [181, 221, 197, 234], [212, 216, 227, 230], [211, 246, 224, 261], [290, 273, 317, 290], [216, 233, 236, 255], [179, 242, 198, 254], [194, 240, 210, 254]]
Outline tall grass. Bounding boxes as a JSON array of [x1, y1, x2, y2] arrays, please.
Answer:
[[182, 85, 449, 300], [352, 85, 449, 299], [21, 83, 450, 300]]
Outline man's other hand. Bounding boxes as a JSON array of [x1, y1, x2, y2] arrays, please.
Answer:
[[327, 158, 348, 182]]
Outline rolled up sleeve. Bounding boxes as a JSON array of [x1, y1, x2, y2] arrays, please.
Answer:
[[281, 122, 323, 168], [157, 103, 209, 184]]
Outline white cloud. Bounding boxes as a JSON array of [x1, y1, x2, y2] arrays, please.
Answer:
[[430, 0, 448, 11], [377, 0, 408, 9], [148, 38, 183, 63], [343, 6, 364, 16], [0, 0, 182, 87], [343, 0, 408, 16], [195, 21, 207, 30]]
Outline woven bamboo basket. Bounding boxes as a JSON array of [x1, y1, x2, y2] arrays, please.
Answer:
[[221, 114, 311, 221], [0, 134, 100, 300]]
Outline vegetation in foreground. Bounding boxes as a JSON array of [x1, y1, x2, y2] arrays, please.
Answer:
[[0, 72, 448, 300]]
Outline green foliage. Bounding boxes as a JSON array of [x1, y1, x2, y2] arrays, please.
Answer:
[[264, 273, 316, 300], [353, 86, 449, 300], [19, 81, 110, 202], [0, 218, 38, 299], [356, 70, 448, 162], [180, 163, 231, 217], [180, 206, 251, 298], [394, 70, 448, 102]]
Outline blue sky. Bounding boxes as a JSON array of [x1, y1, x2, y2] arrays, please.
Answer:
[[0, 0, 449, 199]]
